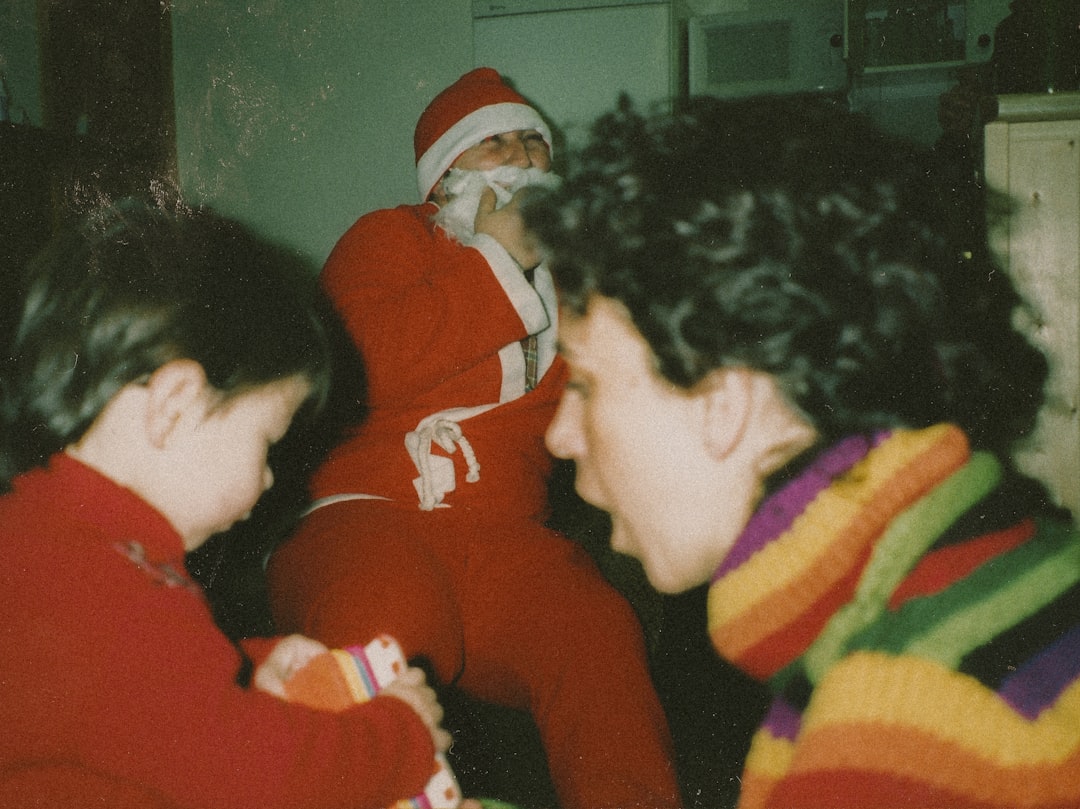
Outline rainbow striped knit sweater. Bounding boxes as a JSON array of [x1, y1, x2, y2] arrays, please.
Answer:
[[708, 424, 1080, 808]]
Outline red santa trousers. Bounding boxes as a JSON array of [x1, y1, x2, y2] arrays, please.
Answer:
[[267, 499, 682, 809]]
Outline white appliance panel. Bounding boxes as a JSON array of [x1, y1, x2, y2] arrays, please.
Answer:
[[474, 3, 672, 149]]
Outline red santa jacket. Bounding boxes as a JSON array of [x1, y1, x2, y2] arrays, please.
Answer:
[[0, 453, 435, 809], [312, 202, 566, 516]]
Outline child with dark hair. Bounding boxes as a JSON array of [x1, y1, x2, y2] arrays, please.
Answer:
[[0, 198, 452, 809], [525, 95, 1080, 808]]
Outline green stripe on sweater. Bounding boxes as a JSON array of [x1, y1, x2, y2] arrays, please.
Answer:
[[852, 517, 1080, 668], [802, 452, 1001, 684]]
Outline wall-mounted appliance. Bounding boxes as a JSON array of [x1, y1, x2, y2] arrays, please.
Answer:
[[687, 0, 847, 99], [473, 0, 673, 148]]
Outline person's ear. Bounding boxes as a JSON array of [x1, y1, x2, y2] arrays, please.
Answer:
[[700, 367, 818, 476], [700, 367, 755, 460], [143, 360, 209, 449]]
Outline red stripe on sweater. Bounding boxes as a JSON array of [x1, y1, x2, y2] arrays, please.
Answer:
[[888, 519, 1036, 610], [734, 544, 874, 679], [767, 769, 1008, 809]]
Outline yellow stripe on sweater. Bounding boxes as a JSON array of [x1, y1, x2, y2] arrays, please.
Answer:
[[741, 728, 796, 780], [710, 425, 968, 659], [740, 653, 1080, 808], [804, 651, 1080, 764]]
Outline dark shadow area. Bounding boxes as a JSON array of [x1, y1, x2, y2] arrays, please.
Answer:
[[0, 123, 55, 354], [442, 695, 558, 809], [650, 587, 770, 809]]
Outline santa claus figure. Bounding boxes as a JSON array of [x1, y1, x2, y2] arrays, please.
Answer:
[[267, 67, 682, 809]]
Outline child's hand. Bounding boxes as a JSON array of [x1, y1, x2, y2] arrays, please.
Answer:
[[253, 634, 330, 698], [379, 666, 453, 753]]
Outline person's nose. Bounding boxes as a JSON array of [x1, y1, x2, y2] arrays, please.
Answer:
[[545, 395, 583, 460], [503, 134, 532, 168]]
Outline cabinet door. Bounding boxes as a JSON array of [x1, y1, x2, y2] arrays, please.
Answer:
[[986, 114, 1080, 516], [846, 0, 1009, 72]]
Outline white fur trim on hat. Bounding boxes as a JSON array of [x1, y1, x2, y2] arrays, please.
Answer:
[[416, 102, 552, 201]]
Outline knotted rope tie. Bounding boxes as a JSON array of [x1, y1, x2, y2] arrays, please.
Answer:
[[406, 418, 482, 510]]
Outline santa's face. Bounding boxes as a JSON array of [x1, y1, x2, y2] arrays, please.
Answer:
[[452, 129, 551, 174], [431, 130, 558, 243], [432, 129, 550, 207]]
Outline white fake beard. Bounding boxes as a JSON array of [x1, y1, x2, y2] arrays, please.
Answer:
[[432, 165, 560, 243]]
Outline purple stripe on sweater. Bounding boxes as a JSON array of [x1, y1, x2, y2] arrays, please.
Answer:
[[713, 433, 882, 579], [760, 695, 803, 741], [998, 624, 1080, 720]]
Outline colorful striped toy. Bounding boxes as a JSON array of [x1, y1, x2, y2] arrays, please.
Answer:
[[284, 634, 462, 809]]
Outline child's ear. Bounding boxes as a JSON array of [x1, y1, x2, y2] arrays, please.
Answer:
[[143, 360, 209, 449]]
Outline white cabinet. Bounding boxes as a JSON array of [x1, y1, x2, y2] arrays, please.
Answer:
[[985, 93, 1080, 516]]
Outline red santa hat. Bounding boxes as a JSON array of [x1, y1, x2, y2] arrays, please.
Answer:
[[414, 67, 553, 201]]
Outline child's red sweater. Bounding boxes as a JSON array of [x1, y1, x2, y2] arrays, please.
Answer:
[[0, 453, 434, 809]]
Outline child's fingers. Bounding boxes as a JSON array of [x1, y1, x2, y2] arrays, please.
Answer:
[[393, 665, 424, 687], [252, 634, 330, 697], [432, 725, 453, 753], [380, 667, 450, 752], [276, 634, 331, 677]]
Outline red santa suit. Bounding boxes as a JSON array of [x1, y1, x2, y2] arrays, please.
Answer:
[[266, 68, 681, 809]]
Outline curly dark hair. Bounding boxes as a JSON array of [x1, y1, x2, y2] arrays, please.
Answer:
[[525, 94, 1047, 458], [0, 196, 334, 491]]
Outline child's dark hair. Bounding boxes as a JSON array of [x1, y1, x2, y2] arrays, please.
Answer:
[[525, 94, 1047, 460], [0, 197, 333, 491]]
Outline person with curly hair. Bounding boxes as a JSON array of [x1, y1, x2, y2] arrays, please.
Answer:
[[524, 94, 1080, 808]]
